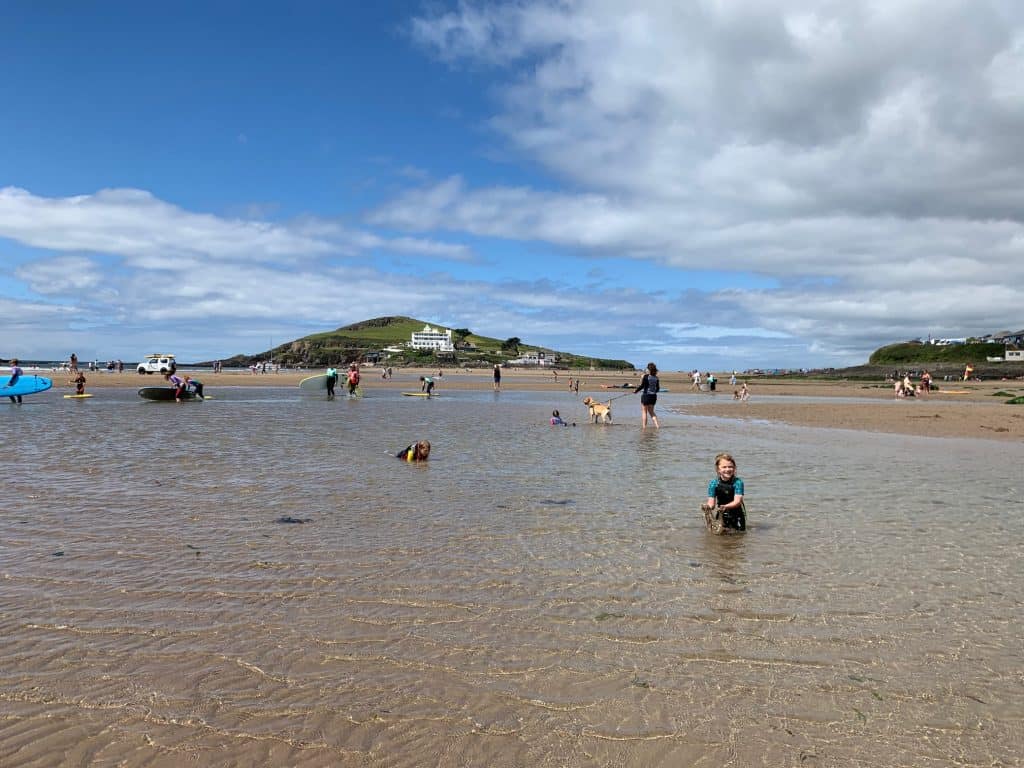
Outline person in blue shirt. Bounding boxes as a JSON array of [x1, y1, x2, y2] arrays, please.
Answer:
[[703, 452, 746, 532]]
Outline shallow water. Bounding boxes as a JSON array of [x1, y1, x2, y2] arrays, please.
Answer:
[[2, 386, 1022, 767]]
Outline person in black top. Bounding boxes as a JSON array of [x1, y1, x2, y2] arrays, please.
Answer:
[[633, 362, 661, 430]]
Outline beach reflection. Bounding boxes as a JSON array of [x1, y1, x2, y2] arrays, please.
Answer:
[[2, 386, 1022, 766]]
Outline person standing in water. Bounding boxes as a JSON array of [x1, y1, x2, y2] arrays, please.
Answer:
[[165, 371, 187, 402], [633, 362, 661, 430], [493, 364, 501, 391], [184, 375, 205, 400], [346, 364, 360, 397], [5, 358, 24, 403], [70, 369, 87, 395], [703, 452, 746, 532], [325, 365, 338, 399]]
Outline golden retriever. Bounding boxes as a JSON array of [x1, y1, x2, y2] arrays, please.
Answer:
[[582, 396, 612, 424]]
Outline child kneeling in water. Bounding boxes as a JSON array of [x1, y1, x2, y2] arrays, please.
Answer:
[[396, 440, 431, 462], [702, 452, 746, 532]]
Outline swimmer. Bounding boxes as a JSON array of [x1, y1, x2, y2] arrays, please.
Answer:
[[396, 440, 431, 462]]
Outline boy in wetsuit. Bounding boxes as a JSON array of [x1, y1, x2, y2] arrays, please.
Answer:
[[184, 375, 205, 399], [704, 452, 746, 531]]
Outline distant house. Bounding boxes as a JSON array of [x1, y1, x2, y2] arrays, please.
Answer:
[[409, 324, 454, 353], [990, 329, 1024, 347], [506, 351, 557, 367], [1006, 349, 1023, 362]]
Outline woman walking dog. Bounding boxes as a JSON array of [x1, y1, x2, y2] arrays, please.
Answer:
[[634, 362, 661, 430]]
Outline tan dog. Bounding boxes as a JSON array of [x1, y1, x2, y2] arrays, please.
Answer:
[[582, 396, 612, 424]]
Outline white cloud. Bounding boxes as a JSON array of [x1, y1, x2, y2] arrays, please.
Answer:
[[391, 0, 1024, 360], [0, 187, 472, 266]]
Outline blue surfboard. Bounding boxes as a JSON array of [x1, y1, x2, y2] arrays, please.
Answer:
[[1, 374, 53, 397]]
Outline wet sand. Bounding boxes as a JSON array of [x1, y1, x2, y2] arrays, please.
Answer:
[[4, 375, 1022, 766], [54, 368, 1024, 441]]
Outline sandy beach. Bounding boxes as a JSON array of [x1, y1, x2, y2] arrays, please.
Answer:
[[5, 368, 1022, 766], [49, 367, 1024, 441]]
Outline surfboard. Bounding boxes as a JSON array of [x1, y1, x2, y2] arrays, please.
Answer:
[[138, 387, 196, 401], [935, 389, 970, 394], [64, 393, 94, 399], [1, 374, 53, 397], [402, 391, 435, 397], [299, 374, 330, 391]]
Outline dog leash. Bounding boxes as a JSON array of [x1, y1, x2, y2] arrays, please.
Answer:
[[603, 390, 637, 403]]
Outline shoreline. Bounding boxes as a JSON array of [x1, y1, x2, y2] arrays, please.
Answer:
[[24, 368, 1024, 442]]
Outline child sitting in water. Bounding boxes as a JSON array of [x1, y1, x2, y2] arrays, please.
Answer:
[[396, 440, 431, 462], [550, 409, 565, 425], [702, 452, 746, 532]]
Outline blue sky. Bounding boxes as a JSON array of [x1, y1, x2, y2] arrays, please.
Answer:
[[2, 1, 1022, 370]]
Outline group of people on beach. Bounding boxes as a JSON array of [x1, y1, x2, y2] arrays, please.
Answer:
[[893, 370, 932, 398], [325, 364, 362, 399]]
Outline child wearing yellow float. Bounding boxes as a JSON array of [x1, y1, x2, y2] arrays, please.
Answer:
[[396, 440, 431, 462]]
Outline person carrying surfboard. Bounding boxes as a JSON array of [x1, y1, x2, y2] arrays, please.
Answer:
[[325, 366, 338, 399], [346, 364, 361, 397], [6, 358, 23, 403]]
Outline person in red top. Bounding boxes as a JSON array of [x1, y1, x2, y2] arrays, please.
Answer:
[[346, 364, 361, 397]]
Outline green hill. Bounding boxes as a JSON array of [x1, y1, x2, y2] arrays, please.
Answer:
[[868, 340, 1005, 365], [219, 316, 633, 370]]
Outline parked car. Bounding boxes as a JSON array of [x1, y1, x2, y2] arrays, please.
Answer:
[[137, 354, 176, 375]]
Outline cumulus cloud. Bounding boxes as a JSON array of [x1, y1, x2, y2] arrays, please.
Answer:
[[0, 187, 471, 266], [393, 0, 1024, 357]]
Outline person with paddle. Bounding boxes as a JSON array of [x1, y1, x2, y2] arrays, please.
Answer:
[[70, 369, 87, 396]]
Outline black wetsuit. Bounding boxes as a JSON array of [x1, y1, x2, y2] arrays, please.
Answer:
[[709, 476, 746, 531]]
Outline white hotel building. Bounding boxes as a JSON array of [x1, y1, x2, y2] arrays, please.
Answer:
[[409, 324, 454, 353]]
